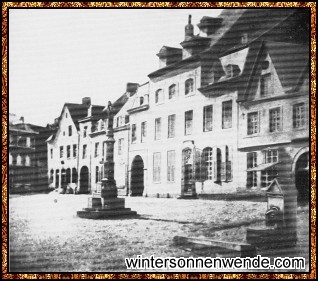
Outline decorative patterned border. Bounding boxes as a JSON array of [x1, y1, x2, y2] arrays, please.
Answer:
[[2, 2, 316, 279]]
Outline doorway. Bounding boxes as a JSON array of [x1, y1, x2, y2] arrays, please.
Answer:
[[182, 148, 195, 196], [130, 155, 144, 196], [79, 166, 90, 194], [295, 152, 309, 204]]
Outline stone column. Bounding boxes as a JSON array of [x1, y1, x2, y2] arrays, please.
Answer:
[[77, 102, 138, 219], [100, 103, 117, 198]]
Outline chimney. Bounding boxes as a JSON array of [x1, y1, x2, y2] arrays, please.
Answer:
[[82, 97, 91, 107], [198, 17, 223, 37], [185, 14, 194, 40], [19, 116, 24, 123], [126, 83, 139, 96]]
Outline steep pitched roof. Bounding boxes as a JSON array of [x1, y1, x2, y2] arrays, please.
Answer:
[[46, 102, 104, 143], [265, 41, 309, 90], [91, 92, 129, 121], [199, 39, 309, 100], [64, 103, 90, 127], [65, 103, 105, 125], [239, 40, 309, 101]]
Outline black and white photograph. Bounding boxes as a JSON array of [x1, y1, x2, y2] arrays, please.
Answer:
[[6, 4, 312, 275]]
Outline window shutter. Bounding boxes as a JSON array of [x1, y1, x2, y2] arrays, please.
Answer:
[[226, 161, 232, 181], [221, 162, 226, 181]]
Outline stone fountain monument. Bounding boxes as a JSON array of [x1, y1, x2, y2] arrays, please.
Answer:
[[77, 102, 138, 219]]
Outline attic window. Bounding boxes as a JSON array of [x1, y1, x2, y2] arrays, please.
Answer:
[[261, 60, 270, 70], [241, 33, 248, 44], [224, 64, 240, 78], [260, 73, 271, 97], [140, 97, 144, 106]]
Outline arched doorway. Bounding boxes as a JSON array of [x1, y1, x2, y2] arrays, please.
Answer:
[[130, 155, 144, 196], [79, 166, 89, 194], [295, 152, 309, 204]]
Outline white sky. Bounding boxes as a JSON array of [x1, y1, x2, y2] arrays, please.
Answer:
[[9, 8, 222, 126]]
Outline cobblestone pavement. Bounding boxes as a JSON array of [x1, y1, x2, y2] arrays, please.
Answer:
[[8, 194, 309, 272]]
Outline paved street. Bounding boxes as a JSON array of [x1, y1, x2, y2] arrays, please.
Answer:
[[9, 194, 309, 272]]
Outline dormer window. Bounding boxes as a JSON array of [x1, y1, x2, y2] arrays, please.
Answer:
[[241, 33, 248, 44], [260, 73, 271, 97], [155, 89, 163, 103], [169, 84, 176, 99], [100, 120, 105, 130], [140, 97, 144, 106], [91, 121, 97, 133], [185, 78, 194, 95], [224, 64, 240, 78]]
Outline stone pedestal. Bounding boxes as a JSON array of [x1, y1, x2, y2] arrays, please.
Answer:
[[77, 180, 138, 220]]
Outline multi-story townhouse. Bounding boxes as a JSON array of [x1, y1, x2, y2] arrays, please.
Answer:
[[77, 89, 131, 194], [113, 83, 139, 194], [124, 15, 244, 198], [46, 97, 104, 193], [9, 118, 38, 193], [236, 40, 309, 201], [9, 114, 54, 193]]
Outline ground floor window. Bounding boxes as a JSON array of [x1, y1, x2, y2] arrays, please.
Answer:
[[153, 153, 161, 183], [225, 146, 232, 181], [247, 152, 257, 188], [167, 150, 175, 182], [264, 149, 278, 164], [261, 166, 278, 188], [202, 147, 213, 180]]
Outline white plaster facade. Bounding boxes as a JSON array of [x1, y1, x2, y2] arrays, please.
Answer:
[[47, 106, 80, 190]]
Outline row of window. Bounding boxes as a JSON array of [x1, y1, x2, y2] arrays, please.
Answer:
[[57, 144, 77, 159], [9, 135, 34, 148], [131, 101, 233, 143], [115, 115, 129, 128], [50, 168, 78, 186], [57, 142, 111, 160], [9, 154, 31, 166], [152, 147, 233, 184], [155, 78, 194, 103], [247, 103, 308, 135]]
